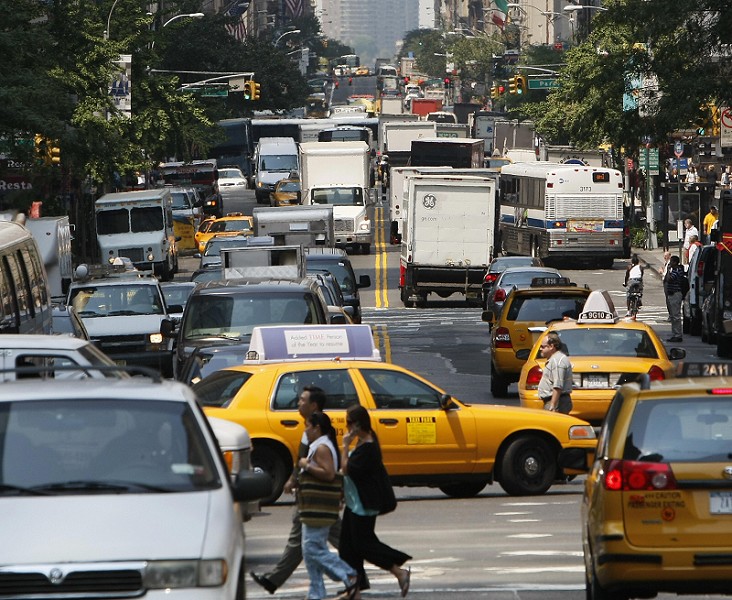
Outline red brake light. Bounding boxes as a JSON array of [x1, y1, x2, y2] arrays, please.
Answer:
[[648, 365, 665, 381], [399, 262, 406, 288], [494, 327, 512, 349], [525, 365, 542, 388], [603, 459, 677, 491], [494, 288, 507, 302], [697, 260, 704, 278], [484, 273, 498, 285], [710, 388, 732, 394]]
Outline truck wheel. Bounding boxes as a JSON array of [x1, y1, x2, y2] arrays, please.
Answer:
[[438, 481, 487, 498], [251, 444, 289, 505], [158, 261, 172, 282], [498, 434, 556, 496], [401, 288, 415, 308], [490, 364, 509, 398], [416, 294, 428, 308]]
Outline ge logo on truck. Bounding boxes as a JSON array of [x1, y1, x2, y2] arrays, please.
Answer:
[[422, 193, 437, 209]]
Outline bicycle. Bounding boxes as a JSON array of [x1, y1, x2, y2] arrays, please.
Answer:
[[626, 280, 643, 320]]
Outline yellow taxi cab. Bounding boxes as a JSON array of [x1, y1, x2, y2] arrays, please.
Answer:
[[518, 290, 686, 426], [194, 217, 215, 252], [194, 324, 596, 505], [561, 361, 732, 600], [485, 277, 591, 398], [354, 66, 370, 77], [269, 178, 301, 207], [195, 213, 253, 253]]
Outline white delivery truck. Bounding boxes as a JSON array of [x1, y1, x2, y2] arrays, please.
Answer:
[[94, 189, 178, 281], [24, 215, 74, 299], [399, 174, 496, 308], [299, 141, 373, 255], [253, 205, 335, 248]]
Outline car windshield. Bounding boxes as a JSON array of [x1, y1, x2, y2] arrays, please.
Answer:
[[162, 283, 196, 308], [69, 284, 165, 317], [308, 261, 356, 295], [279, 181, 300, 192], [203, 238, 250, 256], [490, 257, 541, 273], [623, 398, 732, 463], [0, 398, 220, 493], [182, 292, 320, 339], [260, 155, 298, 172], [543, 328, 659, 359], [219, 169, 243, 179], [507, 295, 587, 322], [170, 192, 190, 210], [209, 219, 251, 233], [312, 187, 364, 206]]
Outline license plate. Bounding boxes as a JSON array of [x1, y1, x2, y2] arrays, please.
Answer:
[[583, 374, 609, 388], [114, 359, 127, 366], [710, 491, 732, 514]]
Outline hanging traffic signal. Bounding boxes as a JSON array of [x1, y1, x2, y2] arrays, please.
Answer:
[[243, 80, 254, 100], [508, 76, 518, 95], [490, 85, 498, 99], [498, 84, 505, 95], [252, 81, 261, 101], [516, 75, 527, 95], [49, 141, 61, 166], [444, 77, 451, 89]]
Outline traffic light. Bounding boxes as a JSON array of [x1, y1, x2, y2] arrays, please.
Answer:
[[444, 77, 451, 89], [490, 85, 498, 99], [243, 80, 253, 100], [49, 141, 61, 166], [508, 76, 518, 95], [516, 75, 527, 95], [34, 134, 48, 165], [498, 84, 505, 96], [252, 80, 261, 100]]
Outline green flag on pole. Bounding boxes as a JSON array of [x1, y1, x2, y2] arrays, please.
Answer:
[[492, 0, 508, 28]]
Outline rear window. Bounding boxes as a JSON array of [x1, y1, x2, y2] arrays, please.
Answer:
[[549, 327, 659, 359], [501, 271, 558, 286], [507, 295, 587, 322], [624, 398, 732, 462]]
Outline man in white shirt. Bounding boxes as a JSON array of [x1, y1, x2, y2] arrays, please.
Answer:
[[682, 219, 699, 266]]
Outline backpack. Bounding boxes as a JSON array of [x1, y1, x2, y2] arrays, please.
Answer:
[[680, 272, 690, 296]]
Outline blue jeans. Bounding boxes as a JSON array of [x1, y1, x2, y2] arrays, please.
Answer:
[[302, 523, 356, 599]]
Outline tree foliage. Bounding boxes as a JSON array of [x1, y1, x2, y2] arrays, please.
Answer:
[[524, 0, 732, 156]]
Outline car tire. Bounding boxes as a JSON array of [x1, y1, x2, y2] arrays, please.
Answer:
[[438, 481, 487, 498], [490, 363, 509, 398], [587, 562, 616, 600], [498, 434, 556, 496], [251, 444, 289, 505]]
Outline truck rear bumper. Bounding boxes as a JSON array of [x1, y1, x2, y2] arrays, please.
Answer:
[[402, 265, 487, 296], [335, 233, 372, 246]]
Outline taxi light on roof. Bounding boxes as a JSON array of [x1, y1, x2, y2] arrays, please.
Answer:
[[677, 361, 732, 378], [576, 290, 618, 324], [530, 277, 572, 287]]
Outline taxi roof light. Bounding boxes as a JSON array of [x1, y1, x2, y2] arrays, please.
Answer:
[[530, 276, 574, 288], [676, 361, 732, 378], [576, 290, 618, 324]]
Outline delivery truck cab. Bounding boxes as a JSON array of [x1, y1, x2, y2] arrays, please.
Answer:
[[254, 137, 299, 203]]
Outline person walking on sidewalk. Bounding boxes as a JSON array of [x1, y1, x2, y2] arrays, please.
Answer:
[[703, 205, 719, 245], [664, 255, 686, 342], [250, 385, 352, 595]]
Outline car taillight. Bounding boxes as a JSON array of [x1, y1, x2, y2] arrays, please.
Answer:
[[603, 459, 677, 491], [648, 365, 665, 381], [494, 327, 512, 349], [484, 273, 498, 285], [525, 365, 542, 389], [697, 260, 704, 277], [494, 288, 506, 302], [399, 262, 406, 288]]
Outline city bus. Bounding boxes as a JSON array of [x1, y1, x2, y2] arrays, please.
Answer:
[[338, 54, 360, 74], [498, 162, 624, 267]]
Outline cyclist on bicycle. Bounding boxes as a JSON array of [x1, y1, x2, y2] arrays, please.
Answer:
[[623, 254, 644, 318]]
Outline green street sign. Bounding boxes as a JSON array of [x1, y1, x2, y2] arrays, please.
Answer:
[[183, 85, 229, 97], [528, 78, 559, 90]]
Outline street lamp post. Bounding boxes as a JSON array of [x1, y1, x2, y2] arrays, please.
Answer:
[[563, 4, 607, 39], [104, 0, 121, 40], [149, 13, 205, 49], [274, 29, 301, 47]]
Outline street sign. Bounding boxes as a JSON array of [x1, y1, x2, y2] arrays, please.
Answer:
[[721, 106, 732, 148], [182, 85, 229, 98], [528, 78, 559, 90], [674, 140, 683, 157], [649, 147, 659, 175]]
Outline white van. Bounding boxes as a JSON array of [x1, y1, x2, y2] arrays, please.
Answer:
[[95, 189, 179, 280], [253, 137, 299, 204]]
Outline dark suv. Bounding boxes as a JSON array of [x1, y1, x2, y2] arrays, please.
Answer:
[[304, 247, 370, 324], [175, 278, 330, 377]]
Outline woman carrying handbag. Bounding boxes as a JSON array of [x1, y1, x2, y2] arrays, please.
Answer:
[[338, 404, 412, 599]]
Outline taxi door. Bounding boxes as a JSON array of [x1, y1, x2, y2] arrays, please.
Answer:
[[354, 367, 478, 475]]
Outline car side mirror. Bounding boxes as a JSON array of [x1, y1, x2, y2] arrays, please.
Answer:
[[330, 312, 349, 325], [439, 393, 455, 410], [668, 348, 686, 360], [343, 306, 355, 317], [481, 310, 494, 323], [357, 275, 371, 289], [160, 319, 177, 338], [166, 304, 183, 315]]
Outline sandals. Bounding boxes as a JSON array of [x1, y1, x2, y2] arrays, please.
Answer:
[[399, 566, 411, 598], [335, 576, 359, 600]]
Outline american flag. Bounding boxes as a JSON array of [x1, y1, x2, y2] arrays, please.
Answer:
[[225, 15, 246, 41], [285, 0, 303, 18]]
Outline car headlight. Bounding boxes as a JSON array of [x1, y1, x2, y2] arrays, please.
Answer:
[[358, 220, 371, 232], [149, 333, 163, 344], [147, 252, 155, 261], [568, 424, 596, 440], [143, 559, 227, 588], [257, 181, 263, 188]]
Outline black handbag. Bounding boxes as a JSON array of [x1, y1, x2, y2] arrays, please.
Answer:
[[377, 464, 397, 515]]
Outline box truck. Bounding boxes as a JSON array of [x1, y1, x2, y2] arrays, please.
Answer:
[[24, 216, 74, 299], [299, 141, 373, 254], [399, 175, 496, 307]]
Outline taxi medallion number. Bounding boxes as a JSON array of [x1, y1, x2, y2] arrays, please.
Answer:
[[710, 491, 732, 514]]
